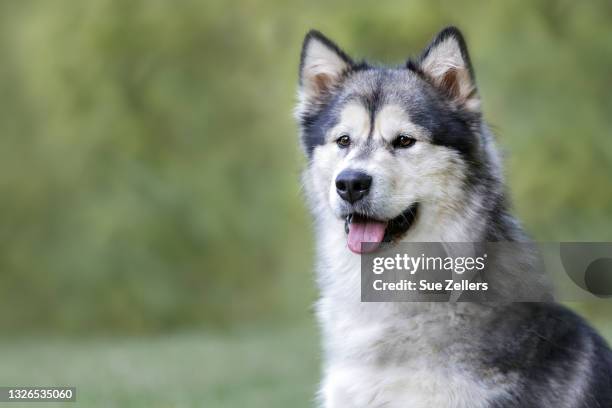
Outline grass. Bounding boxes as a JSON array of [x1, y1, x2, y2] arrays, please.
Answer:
[[0, 324, 320, 408], [0, 313, 610, 407]]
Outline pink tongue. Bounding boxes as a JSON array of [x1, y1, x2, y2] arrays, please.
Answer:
[[347, 219, 388, 254]]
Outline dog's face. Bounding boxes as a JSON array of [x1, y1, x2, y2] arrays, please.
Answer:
[[296, 28, 484, 253]]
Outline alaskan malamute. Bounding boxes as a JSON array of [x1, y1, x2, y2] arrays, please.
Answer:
[[295, 26, 612, 407]]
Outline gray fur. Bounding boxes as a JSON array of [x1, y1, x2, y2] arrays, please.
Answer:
[[296, 27, 612, 407]]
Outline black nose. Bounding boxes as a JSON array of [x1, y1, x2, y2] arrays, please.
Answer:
[[335, 170, 372, 204]]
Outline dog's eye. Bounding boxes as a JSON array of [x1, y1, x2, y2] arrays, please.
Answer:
[[393, 135, 416, 149], [336, 134, 351, 148]]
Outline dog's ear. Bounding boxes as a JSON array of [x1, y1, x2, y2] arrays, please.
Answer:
[[298, 30, 353, 107], [416, 27, 479, 112]]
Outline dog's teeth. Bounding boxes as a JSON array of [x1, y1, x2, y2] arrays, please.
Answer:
[[344, 214, 352, 234]]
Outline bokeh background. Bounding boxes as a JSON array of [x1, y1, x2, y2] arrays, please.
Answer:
[[0, 0, 611, 406]]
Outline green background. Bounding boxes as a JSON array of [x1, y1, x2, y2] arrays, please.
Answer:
[[0, 0, 610, 406]]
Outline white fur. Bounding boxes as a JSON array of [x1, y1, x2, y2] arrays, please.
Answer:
[[303, 101, 508, 407]]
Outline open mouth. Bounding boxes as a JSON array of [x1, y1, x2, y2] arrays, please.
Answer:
[[344, 203, 419, 254]]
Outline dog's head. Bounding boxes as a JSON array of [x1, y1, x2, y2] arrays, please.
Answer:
[[296, 27, 488, 253]]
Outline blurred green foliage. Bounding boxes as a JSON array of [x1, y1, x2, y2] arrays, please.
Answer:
[[0, 0, 610, 334]]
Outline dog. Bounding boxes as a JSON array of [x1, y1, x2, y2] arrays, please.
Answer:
[[294, 26, 612, 407]]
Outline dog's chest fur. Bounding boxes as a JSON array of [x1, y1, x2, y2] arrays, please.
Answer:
[[317, 288, 513, 407], [314, 216, 514, 408]]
